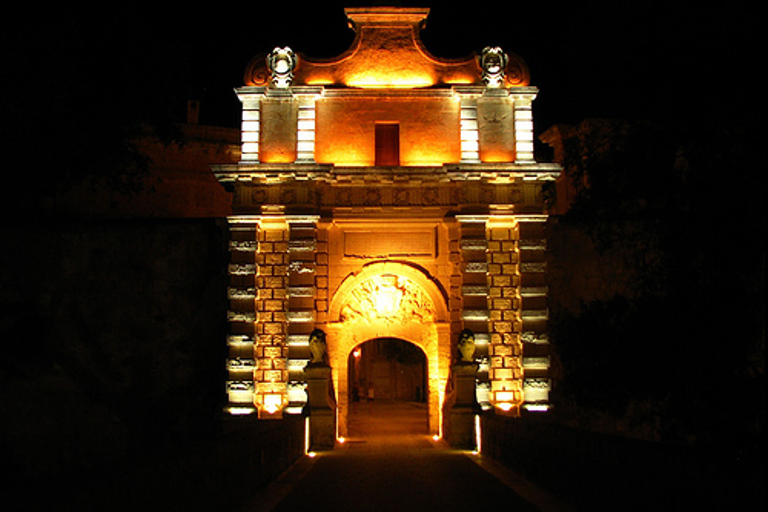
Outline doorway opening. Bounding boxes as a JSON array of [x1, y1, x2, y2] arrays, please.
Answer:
[[374, 123, 400, 166], [347, 338, 428, 438]]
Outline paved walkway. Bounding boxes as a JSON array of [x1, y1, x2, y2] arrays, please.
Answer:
[[239, 400, 575, 512]]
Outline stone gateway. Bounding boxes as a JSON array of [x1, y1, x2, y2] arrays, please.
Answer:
[[214, 7, 560, 445]]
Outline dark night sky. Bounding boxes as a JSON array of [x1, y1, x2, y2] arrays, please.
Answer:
[[4, 1, 758, 133], [166, 0, 759, 133], [1, 0, 759, 194]]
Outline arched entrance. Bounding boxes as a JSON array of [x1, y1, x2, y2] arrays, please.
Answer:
[[324, 262, 451, 438], [347, 338, 428, 437]]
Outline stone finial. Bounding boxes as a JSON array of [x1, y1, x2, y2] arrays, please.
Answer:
[[267, 46, 296, 88], [480, 46, 508, 87]]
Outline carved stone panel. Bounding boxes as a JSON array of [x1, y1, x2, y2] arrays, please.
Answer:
[[339, 274, 435, 325]]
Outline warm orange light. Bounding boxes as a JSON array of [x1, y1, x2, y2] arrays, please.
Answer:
[[401, 149, 454, 167], [259, 154, 297, 164], [305, 78, 335, 86], [444, 76, 475, 85], [314, 96, 460, 167], [345, 72, 435, 89], [373, 279, 402, 317], [481, 150, 515, 163]]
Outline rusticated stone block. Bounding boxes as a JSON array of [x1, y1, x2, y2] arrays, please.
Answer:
[[489, 228, 512, 240], [263, 346, 284, 358], [492, 275, 511, 287], [264, 322, 284, 335], [264, 299, 285, 312], [263, 229, 288, 242], [264, 370, 284, 382]]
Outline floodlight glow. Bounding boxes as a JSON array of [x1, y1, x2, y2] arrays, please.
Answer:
[[263, 394, 283, 414], [474, 414, 482, 454], [227, 406, 256, 416], [523, 404, 550, 412]]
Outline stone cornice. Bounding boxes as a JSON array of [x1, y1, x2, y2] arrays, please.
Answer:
[[212, 162, 561, 185]]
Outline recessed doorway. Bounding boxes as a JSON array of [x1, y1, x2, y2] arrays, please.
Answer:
[[347, 338, 428, 439]]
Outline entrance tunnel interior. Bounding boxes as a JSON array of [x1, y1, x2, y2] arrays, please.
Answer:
[[346, 338, 429, 438]]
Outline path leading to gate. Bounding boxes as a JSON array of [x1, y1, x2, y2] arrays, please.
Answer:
[[239, 400, 575, 512]]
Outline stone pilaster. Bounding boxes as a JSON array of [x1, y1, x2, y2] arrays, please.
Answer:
[[478, 89, 515, 163], [485, 217, 523, 415], [260, 92, 298, 164], [285, 216, 320, 413], [458, 94, 480, 163], [253, 217, 290, 418], [518, 217, 551, 410], [225, 217, 258, 414], [512, 92, 537, 164], [456, 216, 490, 407], [237, 89, 264, 163], [295, 92, 320, 163]]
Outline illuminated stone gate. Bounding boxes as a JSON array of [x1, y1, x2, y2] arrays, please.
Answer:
[[213, 7, 560, 442]]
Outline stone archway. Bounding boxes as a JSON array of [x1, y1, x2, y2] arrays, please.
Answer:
[[323, 262, 451, 438]]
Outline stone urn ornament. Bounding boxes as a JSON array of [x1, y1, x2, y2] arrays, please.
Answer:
[[480, 46, 508, 87], [267, 46, 296, 88], [457, 329, 476, 362], [308, 328, 328, 365]]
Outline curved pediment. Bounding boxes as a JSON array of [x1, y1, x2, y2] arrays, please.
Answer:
[[245, 7, 529, 89]]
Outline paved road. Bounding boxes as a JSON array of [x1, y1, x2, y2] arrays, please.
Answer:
[[240, 400, 574, 512]]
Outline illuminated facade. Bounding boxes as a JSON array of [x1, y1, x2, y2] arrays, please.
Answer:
[[213, 7, 559, 438]]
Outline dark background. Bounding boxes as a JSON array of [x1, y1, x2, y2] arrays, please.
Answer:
[[3, 0, 759, 202], [1, 1, 762, 510], [4, 0, 759, 133]]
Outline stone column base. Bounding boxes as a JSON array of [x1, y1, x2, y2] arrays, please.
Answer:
[[445, 362, 479, 449], [304, 364, 336, 451]]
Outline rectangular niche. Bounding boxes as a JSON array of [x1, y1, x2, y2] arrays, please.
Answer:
[[344, 228, 436, 259]]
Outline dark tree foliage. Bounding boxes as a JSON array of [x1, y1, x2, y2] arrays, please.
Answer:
[[550, 116, 763, 447], [2, 5, 188, 215]]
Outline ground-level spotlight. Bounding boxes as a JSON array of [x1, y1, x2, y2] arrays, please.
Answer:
[[473, 414, 482, 454]]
